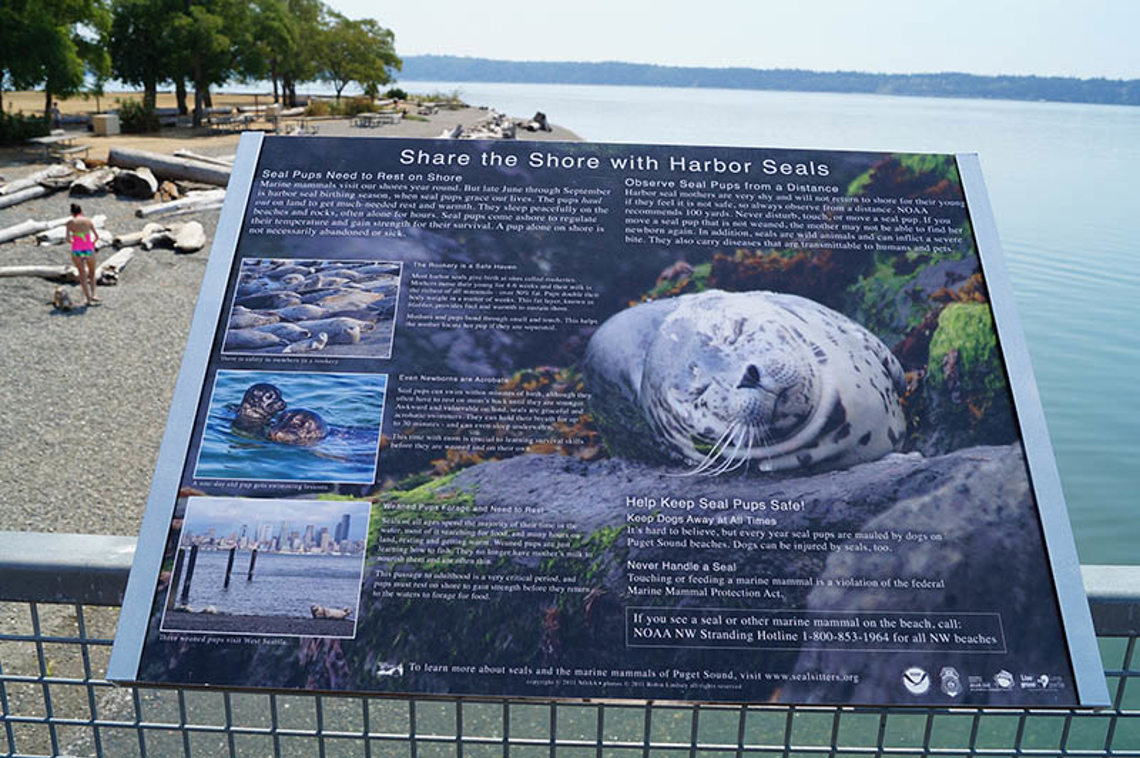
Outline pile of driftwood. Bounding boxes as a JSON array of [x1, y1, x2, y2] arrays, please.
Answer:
[[0, 147, 230, 286], [440, 110, 554, 141]]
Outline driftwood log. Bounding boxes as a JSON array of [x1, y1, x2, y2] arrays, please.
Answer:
[[0, 264, 74, 280], [70, 168, 116, 195], [0, 247, 134, 284], [0, 216, 70, 245], [136, 189, 226, 218], [108, 147, 230, 187], [113, 222, 167, 248], [172, 150, 234, 167], [162, 200, 224, 218], [0, 165, 72, 196], [0, 186, 51, 210], [96, 247, 134, 284], [112, 167, 159, 198], [35, 216, 109, 246]]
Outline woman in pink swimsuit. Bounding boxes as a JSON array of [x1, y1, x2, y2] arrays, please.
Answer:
[[66, 203, 100, 306]]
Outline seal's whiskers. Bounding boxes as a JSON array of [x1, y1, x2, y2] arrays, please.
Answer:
[[673, 421, 740, 477], [706, 426, 752, 476]]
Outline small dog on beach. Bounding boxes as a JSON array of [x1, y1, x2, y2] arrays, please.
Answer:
[[52, 286, 74, 311]]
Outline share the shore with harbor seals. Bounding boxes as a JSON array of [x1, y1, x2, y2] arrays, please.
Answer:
[[221, 258, 401, 359], [583, 289, 907, 474]]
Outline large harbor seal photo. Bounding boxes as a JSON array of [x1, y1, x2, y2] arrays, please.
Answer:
[[584, 289, 907, 474]]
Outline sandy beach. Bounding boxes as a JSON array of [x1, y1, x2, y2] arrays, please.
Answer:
[[0, 98, 578, 537]]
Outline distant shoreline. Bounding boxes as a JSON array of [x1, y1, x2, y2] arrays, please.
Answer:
[[399, 55, 1140, 108]]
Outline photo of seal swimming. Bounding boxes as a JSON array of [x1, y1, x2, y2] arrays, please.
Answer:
[[268, 409, 329, 446], [584, 289, 907, 474], [199, 370, 388, 484], [232, 383, 287, 436]]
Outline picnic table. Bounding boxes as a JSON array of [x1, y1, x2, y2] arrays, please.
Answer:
[[352, 111, 404, 127], [26, 132, 89, 162], [208, 112, 257, 133]]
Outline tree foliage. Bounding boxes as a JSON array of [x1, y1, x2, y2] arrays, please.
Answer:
[[3, 0, 402, 120], [1, 0, 111, 116], [316, 12, 400, 100]]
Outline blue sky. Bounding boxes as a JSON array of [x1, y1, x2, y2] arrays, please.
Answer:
[[327, 0, 1139, 79]]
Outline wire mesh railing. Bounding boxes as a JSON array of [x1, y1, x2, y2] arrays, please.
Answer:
[[1, 532, 1137, 758]]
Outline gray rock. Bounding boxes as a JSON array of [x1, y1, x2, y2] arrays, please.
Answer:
[[783, 443, 1072, 705], [337, 443, 1065, 703]]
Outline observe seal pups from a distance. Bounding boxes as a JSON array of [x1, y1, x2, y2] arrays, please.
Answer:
[[584, 289, 907, 474], [232, 383, 287, 436]]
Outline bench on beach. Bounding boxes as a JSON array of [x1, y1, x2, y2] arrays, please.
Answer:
[[353, 111, 403, 128], [53, 145, 90, 161], [25, 132, 85, 162]]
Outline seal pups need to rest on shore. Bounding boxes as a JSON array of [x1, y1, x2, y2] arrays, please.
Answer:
[[583, 290, 907, 474]]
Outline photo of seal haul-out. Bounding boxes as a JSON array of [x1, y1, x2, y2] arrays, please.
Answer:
[[221, 258, 401, 359], [160, 497, 371, 638], [193, 369, 387, 483]]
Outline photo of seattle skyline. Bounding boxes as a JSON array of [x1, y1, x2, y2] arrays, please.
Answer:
[[178, 497, 369, 556]]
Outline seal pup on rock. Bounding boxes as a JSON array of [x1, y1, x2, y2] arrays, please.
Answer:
[[583, 290, 907, 474]]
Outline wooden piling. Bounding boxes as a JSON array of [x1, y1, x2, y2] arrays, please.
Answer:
[[167, 547, 186, 608], [223, 547, 236, 588], [247, 548, 258, 580], [179, 545, 199, 605]]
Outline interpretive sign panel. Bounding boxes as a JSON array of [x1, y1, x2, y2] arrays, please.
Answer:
[[110, 135, 1107, 706]]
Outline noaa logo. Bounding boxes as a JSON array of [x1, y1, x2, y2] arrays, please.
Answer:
[[902, 667, 930, 695]]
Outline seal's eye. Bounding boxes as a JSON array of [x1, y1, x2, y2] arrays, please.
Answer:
[[737, 364, 761, 389]]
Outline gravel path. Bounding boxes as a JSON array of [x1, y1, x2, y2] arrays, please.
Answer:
[[0, 170, 222, 535]]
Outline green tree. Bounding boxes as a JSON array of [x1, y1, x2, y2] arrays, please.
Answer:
[[245, 0, 296, 103], [317, 13, 400, 101], [109, 0, 178, 110], [278, 0, 324, 107], [1, 0, 110, 119], [168, 0, 252, 127]]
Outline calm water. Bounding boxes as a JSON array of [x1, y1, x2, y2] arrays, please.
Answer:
[[195, 370, 386, 483], [396, 81, 1139, 564], [176, 550, 363, 618]]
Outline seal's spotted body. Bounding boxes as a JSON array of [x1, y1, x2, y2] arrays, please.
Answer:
[[584, 290, 906, 473]]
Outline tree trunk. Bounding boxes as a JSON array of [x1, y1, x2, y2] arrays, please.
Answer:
[[192, 52, 204, 128], [203, 86, 213, 108], [144, 79, 157, 110], [44, 89, 52, 122], [271, 63, 279, 103], [176, 79, 188, 114]]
